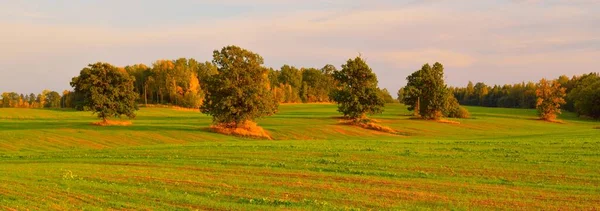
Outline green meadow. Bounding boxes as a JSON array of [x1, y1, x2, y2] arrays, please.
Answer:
[[0, 104, 598, 210]]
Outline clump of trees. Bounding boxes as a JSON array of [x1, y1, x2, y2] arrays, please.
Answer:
[[70, 62, 139, 124], [0, 90, 67, 109], [330, 57, 385, 120], [402, 62, 469, 120], [378, 88, 397, 103], [268, 65, 338, 103], [124, 59, 209, 108], [113, 58, 344, 107], [201, 46, 278, 138], [452, 81, 537, 108], [535, 79, 566, 121], [567, 73, 600, 119], [451, 72, 600, 119]]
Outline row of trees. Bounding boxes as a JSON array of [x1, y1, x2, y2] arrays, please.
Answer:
[[3, 55, 398, 113], [121, 58, 396, 108], [449, 73, 600, 119], [65, 46, 461, 133], [6, 45, 597, 133], [451, 81, 539, 108], [0, 90, 73, 109]]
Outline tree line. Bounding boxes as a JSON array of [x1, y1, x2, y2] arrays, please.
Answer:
[[448, 72, 600, 119], [62, 45, 470, 137], [2, 62, 396, 111], [114, 58, 396, 108], [2, 45, 598, 133], [0, 90, 74, 109]]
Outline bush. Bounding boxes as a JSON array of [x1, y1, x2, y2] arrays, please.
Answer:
[[444, 94, 470, 118]]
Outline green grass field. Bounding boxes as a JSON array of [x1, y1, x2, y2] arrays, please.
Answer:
[[0, 104, 599, 210]]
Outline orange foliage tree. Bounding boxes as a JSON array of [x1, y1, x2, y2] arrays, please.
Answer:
[[535, 78, 566, 121]]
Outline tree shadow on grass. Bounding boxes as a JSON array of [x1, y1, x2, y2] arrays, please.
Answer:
[[42, 108, 80, 112], [0, 119, 210, 133]]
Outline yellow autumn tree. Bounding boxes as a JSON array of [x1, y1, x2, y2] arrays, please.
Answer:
[[271, 84, 286, 103], [535, 78, 566, 121], [182, 72, 203, 108]]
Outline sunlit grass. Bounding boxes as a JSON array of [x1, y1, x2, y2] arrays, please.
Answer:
[[0, 104, 598, 210]]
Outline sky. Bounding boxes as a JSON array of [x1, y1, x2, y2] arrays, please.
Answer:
[[1, 0, 599, 94]]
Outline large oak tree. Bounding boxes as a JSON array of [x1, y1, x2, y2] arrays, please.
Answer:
[[70, 62, 139, 123], [330, 57, 384, 119], [201, 46, 278, 128], [403, 62, 457, 120]]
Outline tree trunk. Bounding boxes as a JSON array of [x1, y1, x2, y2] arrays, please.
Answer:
[[415, 97, 420, 117]]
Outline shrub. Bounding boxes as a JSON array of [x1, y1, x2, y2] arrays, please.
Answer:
[[444, 94, 470, 118]]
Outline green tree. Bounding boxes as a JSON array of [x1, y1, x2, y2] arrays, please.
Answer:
[[378, 88, 397, 103], [330, 57, 384, 119], [125, 64, 151, 105], [278, 65, 302, 103], [28, 93, 36, 107], [403, 63, 449, 120], [444, 94, 470, 118], [70, 62, 139, 123], [39, 90, 50, 108], [402, 70, 424, 116], [568, 73, 600, 119], [198, 61, 218, 90], [45, 91, 61, 108], [535, 78, 566, 121], [279, 65, 302, 89], [463, 81, 474, 104], [301, 68, 330, 102], [474, 82, 488, 106], [61, 90, 72, 108], [1, 92, 10, 107], [201, 46, 278, 127], [396, 87, 404, 102]]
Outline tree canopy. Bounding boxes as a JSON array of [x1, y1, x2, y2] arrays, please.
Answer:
[[568, 73, 600, 119], [330, 57, 384, 119], [402, 63, 449, 120], [70, 62, 139, 122], [535, 78, 566, 121], [201, 45, 278, 127]]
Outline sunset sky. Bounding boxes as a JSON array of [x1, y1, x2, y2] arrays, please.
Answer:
[[1, 0, 599, 94]]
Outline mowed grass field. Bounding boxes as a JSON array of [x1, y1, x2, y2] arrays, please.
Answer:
[[0, 104, 599, 210]]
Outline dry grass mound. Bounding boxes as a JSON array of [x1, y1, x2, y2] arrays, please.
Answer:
[[92, 120, 132, 126], [210, 121, 272, 139], [341, 118, 397, 134], [538, 118, 565, 124], [437, 119, 461, 125], [171, 107, 199, 112], [593, 126, 600, 129], [356, 122, 396, 133]]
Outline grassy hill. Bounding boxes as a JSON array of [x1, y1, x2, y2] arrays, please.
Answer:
[[0, 104, 598, 210]]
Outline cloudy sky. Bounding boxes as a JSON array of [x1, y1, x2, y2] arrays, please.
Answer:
[[1, 0, 599, 94]]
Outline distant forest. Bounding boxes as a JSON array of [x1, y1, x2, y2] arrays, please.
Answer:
[[1, 58, 599, 120], [0, 58, 397, 109], [448, 73, 600, 118]]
